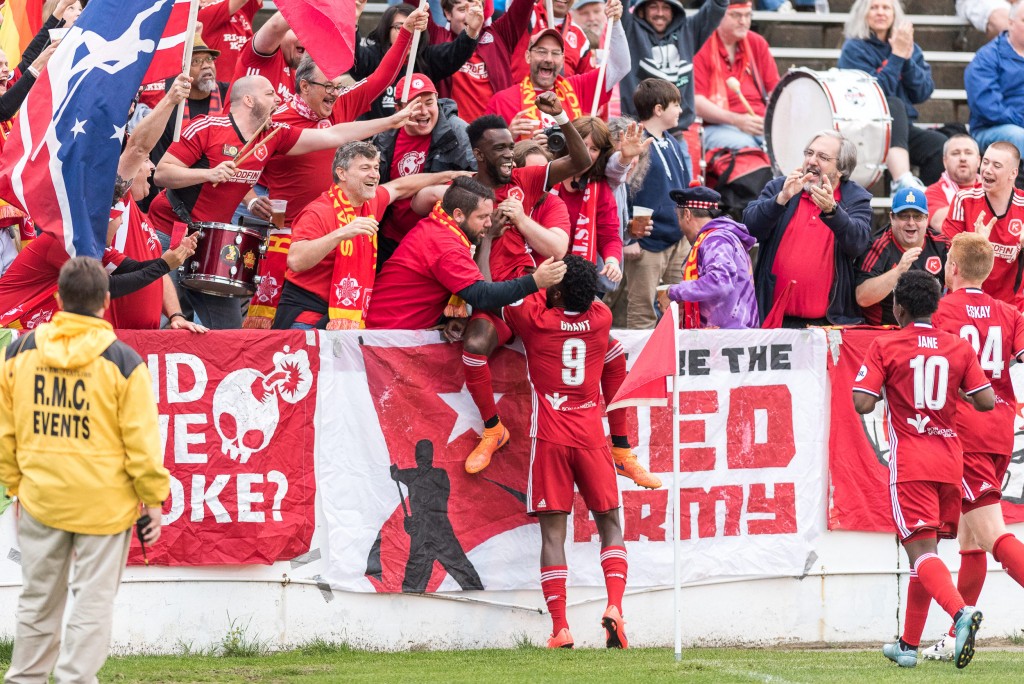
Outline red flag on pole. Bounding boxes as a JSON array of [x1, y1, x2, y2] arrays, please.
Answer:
[[607, 303, 679, 410], [273, 0, 356, 79], [142, 0, 193, 84]]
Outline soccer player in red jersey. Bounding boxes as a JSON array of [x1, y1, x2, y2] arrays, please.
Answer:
[[501, 255, 628, 650], [853, 270, 995, 669], [924, 233, 1024, 659], [942, 141, 1024, 311]]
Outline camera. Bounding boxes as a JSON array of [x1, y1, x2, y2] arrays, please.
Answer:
[[542, 126, 567, 155]]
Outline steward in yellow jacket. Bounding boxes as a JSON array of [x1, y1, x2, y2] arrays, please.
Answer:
[[0, 310, 169, 534]]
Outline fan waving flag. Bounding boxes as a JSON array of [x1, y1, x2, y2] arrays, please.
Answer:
[[0, 0, 180, 259], [143, 0, 194, 84], [0, 0, 44, 66], [273, 0, 356, 79]]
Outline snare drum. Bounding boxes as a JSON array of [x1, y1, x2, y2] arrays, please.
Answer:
[[766, 68, 892, 188], [180, 222, 265, 297]]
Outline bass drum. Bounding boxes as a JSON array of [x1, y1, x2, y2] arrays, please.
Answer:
[[180, 222, 266, 297], [766, 67, 892, 189]]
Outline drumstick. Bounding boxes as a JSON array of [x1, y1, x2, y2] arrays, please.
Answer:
[[234, 125, 283, 166], [232, 116, 273, 163], [726, 77, 757, 117]]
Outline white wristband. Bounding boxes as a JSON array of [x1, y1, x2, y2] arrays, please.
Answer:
[[247, 197, 259, 212], [552, 111, 570, 126]]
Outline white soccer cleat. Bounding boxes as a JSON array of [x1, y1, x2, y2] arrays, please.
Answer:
[[922, 633, 954, 661]]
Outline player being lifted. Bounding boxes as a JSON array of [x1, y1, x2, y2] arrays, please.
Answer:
[[923, 233, 1024, 659], [501, 255, 628, 650], [852, 270, 994, 670]]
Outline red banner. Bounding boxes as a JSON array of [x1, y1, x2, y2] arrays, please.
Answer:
[[827, 327, 1024, 531], [120, 330, 318, 565], [360, 342, 534, 593]]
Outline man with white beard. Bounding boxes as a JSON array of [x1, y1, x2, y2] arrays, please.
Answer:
[[742, 130, 873, 327]]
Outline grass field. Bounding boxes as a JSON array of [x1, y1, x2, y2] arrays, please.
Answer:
[[4, 644, 1022, 683]]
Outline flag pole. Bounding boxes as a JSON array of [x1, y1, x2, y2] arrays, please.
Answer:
[[400, 0, 429, 104], [546, 0, 554, 27], [590, 18, 615, 117], [172, 0, 200, 143], [670, 301, 682, 662]]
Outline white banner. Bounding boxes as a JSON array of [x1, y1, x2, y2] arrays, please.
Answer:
[[318, 328, 827, 593]]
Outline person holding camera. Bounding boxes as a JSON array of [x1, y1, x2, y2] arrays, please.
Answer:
[[482, 0, 629, 142], [0, 257, 170, 682]]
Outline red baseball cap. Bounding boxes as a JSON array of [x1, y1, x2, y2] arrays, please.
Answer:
[[528, 28, 564, 50], [395, 73, 438, 103]]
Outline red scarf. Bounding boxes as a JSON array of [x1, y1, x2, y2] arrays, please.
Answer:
[[705, 31, 761, 112], [185, 87, 223, 124], [517, 76, 583, 138], [681, 229, 716, 329], [936, 171, 978, 205], [550, 179, 599, 264], [326, 185, 378, 330], [243, 228, 291, 329], [429, 201, 473, 318]]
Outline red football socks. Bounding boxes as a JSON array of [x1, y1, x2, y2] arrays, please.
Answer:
[[992, 533, 1024, 587], [948, 550, 988, 637], [603, 341, 628, 438], [600, 546, 628, 611], [540, 566, 569, 634], [901, 570, 930, 649], [462, 352, 497, 424], [915, 553, 966, 619]]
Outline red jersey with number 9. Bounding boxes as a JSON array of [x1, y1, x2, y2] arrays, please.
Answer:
[[502, 292, 612, 448], [933, 287, 1024, 454], [852, 322, 991, 485]]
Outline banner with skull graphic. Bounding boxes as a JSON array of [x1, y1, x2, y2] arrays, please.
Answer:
[[827, 327, 1024, 532], [118, 329, 319, 565]]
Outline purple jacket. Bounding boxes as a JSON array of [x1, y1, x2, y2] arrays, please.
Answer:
[[667, 217, 759, 329]]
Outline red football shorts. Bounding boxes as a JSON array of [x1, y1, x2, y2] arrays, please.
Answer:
[[469, 310, 514, 347], [961, 451, 1010, 513], [890, 481, 961, 542], [528, 438, 620, 515]]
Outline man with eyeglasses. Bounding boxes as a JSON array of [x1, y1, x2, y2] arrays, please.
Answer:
[[743, 130, 873, 327], [509, 0, 598, 84], [483, 0, 628, 141], [693, 0, 779, 152], [856, 188, 948, 326]]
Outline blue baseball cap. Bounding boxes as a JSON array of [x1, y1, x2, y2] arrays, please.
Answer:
[[891, 187, 928, 214]]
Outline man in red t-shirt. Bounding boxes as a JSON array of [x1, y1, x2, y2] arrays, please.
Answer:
[[500, 255, 628, 650], [942, 141, 1024, 312], [226, 11, 304, 106], [925, 134, 980, 233], [925, 233, 1024, 659], [510, 0, 597, 84], [272, 142, 469, 329], [150, 75, 418, 328], [853, 270, 993, 669], [262, 11, 421, 227], [693, 0, 779, 152], [366, 177, 566, 330], [484, 7, 625, 140], [198, 0, 262, 79]]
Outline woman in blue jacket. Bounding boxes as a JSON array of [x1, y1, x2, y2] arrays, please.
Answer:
[[838, 0, 947, 187]]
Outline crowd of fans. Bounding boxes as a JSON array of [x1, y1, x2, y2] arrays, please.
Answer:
[[0, 0, 1021, 337]]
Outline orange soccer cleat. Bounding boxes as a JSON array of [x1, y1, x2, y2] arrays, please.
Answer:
[[602, 605, 628, 649], [547, 628, 574, 649], [465, 423, 510, 474], [611, 447, 662, 489]]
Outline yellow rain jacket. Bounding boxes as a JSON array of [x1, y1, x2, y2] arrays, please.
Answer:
[[0, 312, 169, 534]]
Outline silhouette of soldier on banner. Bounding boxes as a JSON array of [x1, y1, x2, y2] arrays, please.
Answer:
[[391, 439, 484, 592]]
